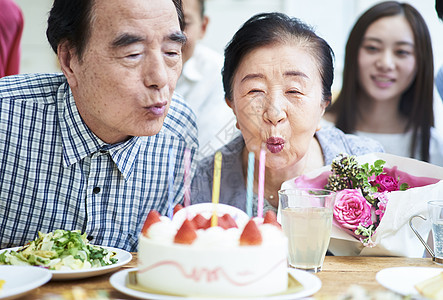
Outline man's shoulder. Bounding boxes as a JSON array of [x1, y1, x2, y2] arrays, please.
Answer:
[[0, 73, 67, 104]]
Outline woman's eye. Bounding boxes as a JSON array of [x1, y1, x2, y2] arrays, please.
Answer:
[[287, 90, 302, 95], [363, 45, 379, 53], [248, 89, 264, 95], [396, 49, 412, 57]]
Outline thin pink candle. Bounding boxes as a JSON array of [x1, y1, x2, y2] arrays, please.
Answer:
[[257, 148, 266, 218], [183, 148, 191, 208], [183, 148, 191, 220]]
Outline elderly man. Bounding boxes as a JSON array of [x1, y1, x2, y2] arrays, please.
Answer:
[[0, 0, 198, 251]]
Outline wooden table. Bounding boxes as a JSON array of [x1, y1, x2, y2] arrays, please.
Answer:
[[21, 255, 442, 299]]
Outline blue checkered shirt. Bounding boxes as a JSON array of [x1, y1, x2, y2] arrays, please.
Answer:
[[0, 73, 198, 252]]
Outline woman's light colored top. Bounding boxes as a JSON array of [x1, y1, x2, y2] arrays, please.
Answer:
[[191, 126, 384, 216]]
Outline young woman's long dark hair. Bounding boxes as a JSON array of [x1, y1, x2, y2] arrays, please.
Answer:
[[327, 1, 434, 161]]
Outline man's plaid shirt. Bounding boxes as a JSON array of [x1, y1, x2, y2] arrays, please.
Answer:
[[0, 73, 198, 251]]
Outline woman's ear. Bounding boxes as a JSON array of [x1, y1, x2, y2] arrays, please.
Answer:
[[320, 99, 330, 116], [316, 99, 329, 132], [57, 41, 79, 88], [225, 98, 240, 129], [225, 98, 234, 110]]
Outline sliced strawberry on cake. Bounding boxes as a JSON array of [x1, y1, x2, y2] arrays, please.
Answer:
[[191, 213, 211, 229], [263, 211, 281, 228], [218, 213, 238, 229], [173, 204, 184, 215], [174, 219, 197, 244], [239, 220, 263, 245], [141, 210, 161, 236]]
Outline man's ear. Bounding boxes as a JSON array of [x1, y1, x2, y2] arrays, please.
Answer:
[[200, 15, 209, 38], [57, 41, 79, 87]]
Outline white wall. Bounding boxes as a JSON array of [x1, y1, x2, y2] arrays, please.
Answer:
[[15, 0, 57, 73]]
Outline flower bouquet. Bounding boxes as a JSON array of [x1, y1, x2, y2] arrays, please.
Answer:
[[281, 153, 443, 257]]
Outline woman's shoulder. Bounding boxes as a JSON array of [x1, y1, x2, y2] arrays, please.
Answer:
[[316, 126, 384, 165], [192, 134, 244, 185], [196, 134, 244, 169], [191, 134, 246, 205]]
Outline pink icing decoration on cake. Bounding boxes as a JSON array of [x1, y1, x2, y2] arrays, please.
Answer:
[[137, 203, 288, 297]]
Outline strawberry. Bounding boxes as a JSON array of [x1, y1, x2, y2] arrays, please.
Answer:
[[263, 211, 281, 229], [173, 204, 184, 215], [218, 214, 238, 229], [174, 219, 197, 244], [141, 210, 161, 237], [191, 214, 210, 229], [239, 220, 262, 246]]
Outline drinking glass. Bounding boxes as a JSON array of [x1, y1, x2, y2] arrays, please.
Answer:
[[278, 188, 336, 273], [410, 200, 443, 264]]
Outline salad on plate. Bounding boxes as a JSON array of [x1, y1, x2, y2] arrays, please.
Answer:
[[0, 229, 118, 271]]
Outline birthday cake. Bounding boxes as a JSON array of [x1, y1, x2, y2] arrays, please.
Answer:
[[137, 203, 288, 297]]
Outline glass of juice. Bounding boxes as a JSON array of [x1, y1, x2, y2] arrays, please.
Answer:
[[278, 188, 336, 273]]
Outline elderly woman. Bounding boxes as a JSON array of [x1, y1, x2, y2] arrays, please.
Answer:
[[191, 12, 383, 216]]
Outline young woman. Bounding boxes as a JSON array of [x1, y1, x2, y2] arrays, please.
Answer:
[[324, 1, 443, 166]]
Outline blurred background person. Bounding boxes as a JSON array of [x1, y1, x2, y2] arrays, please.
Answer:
[[191, 12, 383, 216], [324, 1, 443, 166], [0, 0, 24, 78], [176, 0, 236, 159], [436, 0, 443, 102]]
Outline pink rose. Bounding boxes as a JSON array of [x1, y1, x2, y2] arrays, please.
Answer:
[[371, 174, 399, 192], [333, 189, 373, 231]]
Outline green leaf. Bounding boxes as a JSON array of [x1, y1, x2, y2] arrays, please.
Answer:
[[373, 159, 385, 169], [400, 183, 409, 191]]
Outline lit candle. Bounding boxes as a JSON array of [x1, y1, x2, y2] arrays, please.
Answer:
[[246, 152, 255, 217], [257, 148, 266, 218], [211, 151, 222, 227]]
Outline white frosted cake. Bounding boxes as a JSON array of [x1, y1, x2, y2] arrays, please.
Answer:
[[137, 203, 288, 297]]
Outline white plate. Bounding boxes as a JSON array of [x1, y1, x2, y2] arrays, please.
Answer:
[[376, 267, 443, 296], [0, 265, 52, 299], [0, 246, 132, 280], [109, 268, 321, 300]]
